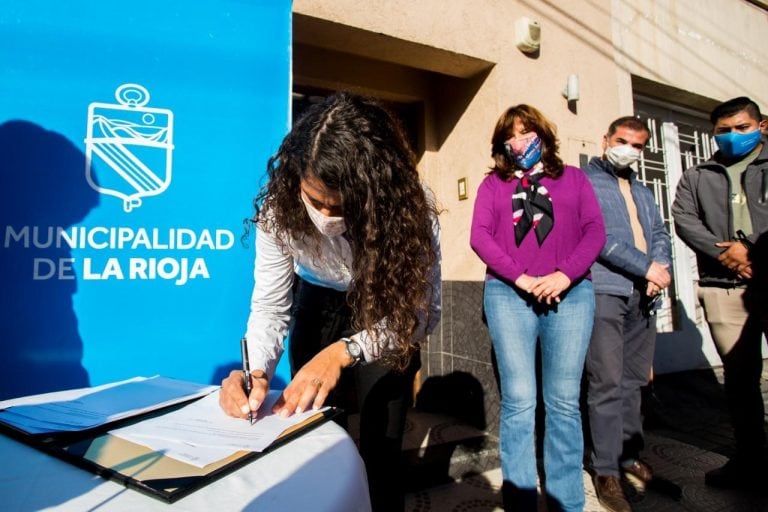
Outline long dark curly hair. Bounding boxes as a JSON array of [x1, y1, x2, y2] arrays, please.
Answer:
[[490, 104, 564, 180], [253, 92, 439, 370]]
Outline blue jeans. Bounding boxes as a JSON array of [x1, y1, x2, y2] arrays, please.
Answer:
[[484, 277, 594, 512]]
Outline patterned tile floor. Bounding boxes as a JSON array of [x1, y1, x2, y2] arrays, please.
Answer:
[[405, 364, 768, 511]]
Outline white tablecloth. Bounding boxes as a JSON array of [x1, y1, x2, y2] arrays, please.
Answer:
[[0, 387, 371, 512]]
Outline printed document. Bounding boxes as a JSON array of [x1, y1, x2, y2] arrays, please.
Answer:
[[110, 390, 331, 467]]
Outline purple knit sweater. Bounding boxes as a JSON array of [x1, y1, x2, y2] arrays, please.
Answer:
[[470, 165, 606, 284]]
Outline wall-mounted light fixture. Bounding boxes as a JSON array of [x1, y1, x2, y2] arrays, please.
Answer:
[[514, 17, 541, 54], [562, 74, 579, 102]]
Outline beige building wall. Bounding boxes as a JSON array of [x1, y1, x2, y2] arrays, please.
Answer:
[[294, 0, 621, 280], [612, 0, 768, 111], [292, 0, 767, 282], [291, 0, 768, 399]]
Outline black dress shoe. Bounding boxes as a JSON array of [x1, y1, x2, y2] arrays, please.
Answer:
[[594, 475, 631, 512]]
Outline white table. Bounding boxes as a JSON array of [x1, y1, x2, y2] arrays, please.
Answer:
[[0, 387, 371, 512]]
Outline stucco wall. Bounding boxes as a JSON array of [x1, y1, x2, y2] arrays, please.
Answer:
[[292, 0, 767, 281], [294, 0, 624, 280], [292, 0, 768, 380], [612, 0, 768, 110]]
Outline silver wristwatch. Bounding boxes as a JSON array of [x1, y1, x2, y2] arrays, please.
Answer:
[[342, 337, 363, 367]]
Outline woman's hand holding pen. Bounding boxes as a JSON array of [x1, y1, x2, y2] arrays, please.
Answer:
[[273, 341, 347, 418], [220, 369, 269, 421]]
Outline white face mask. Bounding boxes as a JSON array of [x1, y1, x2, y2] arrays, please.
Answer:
[[605, 144, 642, 169], [300, 191, 347, 237]]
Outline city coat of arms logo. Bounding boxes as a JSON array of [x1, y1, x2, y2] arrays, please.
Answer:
[[84, 84, 175, 212]]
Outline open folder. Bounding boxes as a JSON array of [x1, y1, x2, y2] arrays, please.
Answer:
[[0, 378, 340, 503]]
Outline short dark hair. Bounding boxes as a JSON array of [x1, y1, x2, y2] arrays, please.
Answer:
[[606, 116, 649, 137], [710, 96, 763, 125]]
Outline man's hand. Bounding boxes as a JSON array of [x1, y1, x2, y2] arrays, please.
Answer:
[[646, 281, 661, 297], [273, 341, 348, 417], [220, 369, 269, 420], [715, 241, 752, 278], [530, 271, 571, 304], [645, 261, 671, 289]]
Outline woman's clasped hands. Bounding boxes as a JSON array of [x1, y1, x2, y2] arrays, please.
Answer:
[[515, 271, 572, 304]]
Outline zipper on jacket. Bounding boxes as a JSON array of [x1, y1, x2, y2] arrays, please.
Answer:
[[714, 163, 736, 240]]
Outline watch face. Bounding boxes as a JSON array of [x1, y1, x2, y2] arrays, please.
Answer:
[[347, 340, 362, 359]]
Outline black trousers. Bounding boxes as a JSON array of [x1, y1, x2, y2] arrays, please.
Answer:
[[290, 275, 419, 512]]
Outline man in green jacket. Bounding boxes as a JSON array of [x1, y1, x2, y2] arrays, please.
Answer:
[[672, 96, 768, 488]]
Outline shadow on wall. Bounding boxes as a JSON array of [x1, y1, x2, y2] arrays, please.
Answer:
[[655, 300, 709, 373], [402, 371, 487, 490], [416, 370, 486, 430], [432, 67, 493, 152], [0, 120, 98, 399]]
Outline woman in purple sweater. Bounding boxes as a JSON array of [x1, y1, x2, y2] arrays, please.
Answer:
[[470, 104, 605, 512]]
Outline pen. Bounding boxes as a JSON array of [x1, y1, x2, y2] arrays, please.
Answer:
[[240, 337, 254, 425]]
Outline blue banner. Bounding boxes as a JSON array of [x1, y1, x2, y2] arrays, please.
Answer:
[[0, 1, 292, 399]]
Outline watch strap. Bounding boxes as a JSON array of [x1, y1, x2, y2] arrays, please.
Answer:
[[341, 337, 362, 367]]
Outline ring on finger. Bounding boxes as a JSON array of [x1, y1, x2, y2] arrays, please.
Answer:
[[310, 378, 323, 387]]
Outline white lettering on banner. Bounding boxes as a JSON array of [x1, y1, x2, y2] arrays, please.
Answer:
[[88, 227, 110, 249], [60, 258, 76, 280], [3, 225, 228, 286], [5, 225, 30, 247], [33, 258, 76, 280], [3, 226, 235, 250], [83, 257, 209, 286], [33, 258, 56, 280]]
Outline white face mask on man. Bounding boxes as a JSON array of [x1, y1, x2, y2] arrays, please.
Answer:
[[605, 144, 642, 169], [300, 191, 347, 237]]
